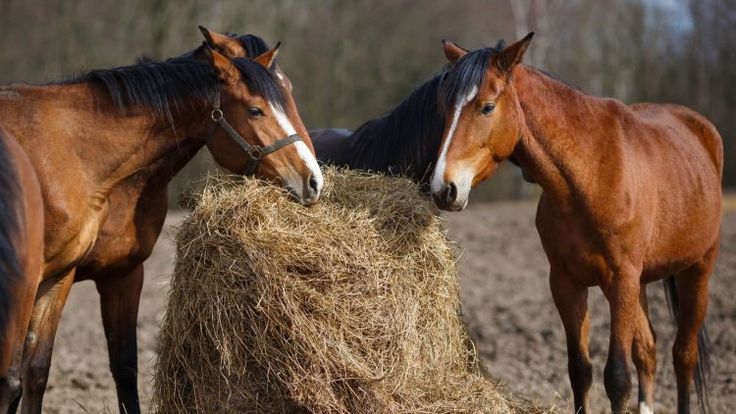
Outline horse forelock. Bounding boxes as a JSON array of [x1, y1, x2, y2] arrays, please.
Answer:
[[438, 47, 497, 115], [230, 57, 287, 113], [235, 34, 271, 59]]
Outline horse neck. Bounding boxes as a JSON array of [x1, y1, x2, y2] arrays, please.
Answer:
[[18, 82, 209, 191], [512, 65, 613, 208], [348, 76, 444, 182]]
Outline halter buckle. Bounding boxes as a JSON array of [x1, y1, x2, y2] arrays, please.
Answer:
[[248, 147, 263, 160], [210, 108, 224, 122]]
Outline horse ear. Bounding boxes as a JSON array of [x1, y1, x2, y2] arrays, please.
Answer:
[[203, 46, 240, 85], [198, 25, 247, 58], [442, 40, 468, 64], [254, 42, 280, 69], [494, 39, 507, 51], [495, 32, 533, 73]]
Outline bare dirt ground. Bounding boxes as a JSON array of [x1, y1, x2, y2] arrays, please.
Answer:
[[44, 201, 735, 413]]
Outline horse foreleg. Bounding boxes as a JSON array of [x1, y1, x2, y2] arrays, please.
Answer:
[[19, 270, 74, 414], [633, 286, 656, 414], [673, 244, 717, 414], [95, 265, 143, 414], [601, 265, 641, 413], [0, 271, 39, 413], [549, 268, 592, 414]]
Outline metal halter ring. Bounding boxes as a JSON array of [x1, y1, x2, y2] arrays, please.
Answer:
[[247, 147, 263, 160], [210, 108, 224, 122]]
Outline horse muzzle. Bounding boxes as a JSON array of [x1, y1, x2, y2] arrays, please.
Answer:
[[432, 182, 468, 211], [286, 172, 321, 206]]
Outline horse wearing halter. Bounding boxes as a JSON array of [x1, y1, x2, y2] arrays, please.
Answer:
[[206, 94, 302, 176]]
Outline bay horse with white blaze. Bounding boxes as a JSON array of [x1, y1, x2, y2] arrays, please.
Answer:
[[431, 34, 722, 414], [310, 72, 444, 185], [0, 27, 322, 414], [310, 39, 506, 185]]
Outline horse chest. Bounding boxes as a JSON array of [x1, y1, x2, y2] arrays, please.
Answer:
[[77, 186, 169, 278], [535, 199, 611, 286], [43, 192, 111, 277]]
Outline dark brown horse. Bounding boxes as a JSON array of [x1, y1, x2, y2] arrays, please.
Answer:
[[0, 28, 321, 413], [430, 34, 723, 414], [0, 129, 44, 408], [309, 70, 446, 185]]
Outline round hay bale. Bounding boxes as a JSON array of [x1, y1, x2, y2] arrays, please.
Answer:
[[153, 168, 549, 413]]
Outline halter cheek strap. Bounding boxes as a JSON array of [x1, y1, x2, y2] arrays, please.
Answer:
[[205, 96, 302, 176]]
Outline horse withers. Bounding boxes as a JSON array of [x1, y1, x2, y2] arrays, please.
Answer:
[[431, 34, 722, 414], [0, 28, 321, 414]]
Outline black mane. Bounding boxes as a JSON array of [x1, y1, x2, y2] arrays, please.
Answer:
[[68, 58, 220, 120], [339, 72, 447, 183], [63, 33, 285, 120]]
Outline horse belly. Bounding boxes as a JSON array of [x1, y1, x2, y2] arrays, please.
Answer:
[[641, 197, 721, 283]]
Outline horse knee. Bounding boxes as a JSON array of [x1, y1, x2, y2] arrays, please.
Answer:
[[604, 355, 632, 405]]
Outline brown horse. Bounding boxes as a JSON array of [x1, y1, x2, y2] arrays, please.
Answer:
[[0, 27, 322, 413], [0, 129, 44, 408], [431, 34, 722, 414], [70, 29, 305, 414]]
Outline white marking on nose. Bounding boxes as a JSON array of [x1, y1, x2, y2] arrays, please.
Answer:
[[269, 102, 324, 191], [431, 86, 477, 193]]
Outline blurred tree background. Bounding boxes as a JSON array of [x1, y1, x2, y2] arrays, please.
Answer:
[[0, 0, 733, 203]]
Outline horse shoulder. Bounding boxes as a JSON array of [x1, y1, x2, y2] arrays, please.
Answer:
[[77, 173, 170, 279]]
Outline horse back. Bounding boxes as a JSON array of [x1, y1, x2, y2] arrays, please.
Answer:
[[310, 128, 353, 165], [630, 103, 723, 176]]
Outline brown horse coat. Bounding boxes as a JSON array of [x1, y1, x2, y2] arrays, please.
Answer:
[[0, 29, 320, 414], [432, 35, 722, 414]]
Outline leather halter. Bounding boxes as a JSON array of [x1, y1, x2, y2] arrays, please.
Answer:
[[206, 96, 302, 176]]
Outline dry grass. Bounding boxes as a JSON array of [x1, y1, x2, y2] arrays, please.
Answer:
[[153, 168, 551, 413]]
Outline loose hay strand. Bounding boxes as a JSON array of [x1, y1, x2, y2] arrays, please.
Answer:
[[154, 168, 550, 414]]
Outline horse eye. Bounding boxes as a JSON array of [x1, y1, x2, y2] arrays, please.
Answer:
[[247, 107, 264, 117], [481, 103, 495, 115]]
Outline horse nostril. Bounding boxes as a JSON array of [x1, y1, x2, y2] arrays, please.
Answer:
[[308, 175, 319, 195], [445, 182, 457, 204]]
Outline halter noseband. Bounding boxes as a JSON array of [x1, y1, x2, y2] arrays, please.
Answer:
[[206, 96, 302, 176]]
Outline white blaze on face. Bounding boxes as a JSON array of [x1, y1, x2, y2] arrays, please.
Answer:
[[431, 86, 478, 194], [269, 102, 324, 192]]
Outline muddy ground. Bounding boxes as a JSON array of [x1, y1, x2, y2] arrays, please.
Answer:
[[44, 201, 735, 413]]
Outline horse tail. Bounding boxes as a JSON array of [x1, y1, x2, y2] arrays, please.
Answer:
[[0, 131, 23, 347], [664, 276, 713, 414]]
